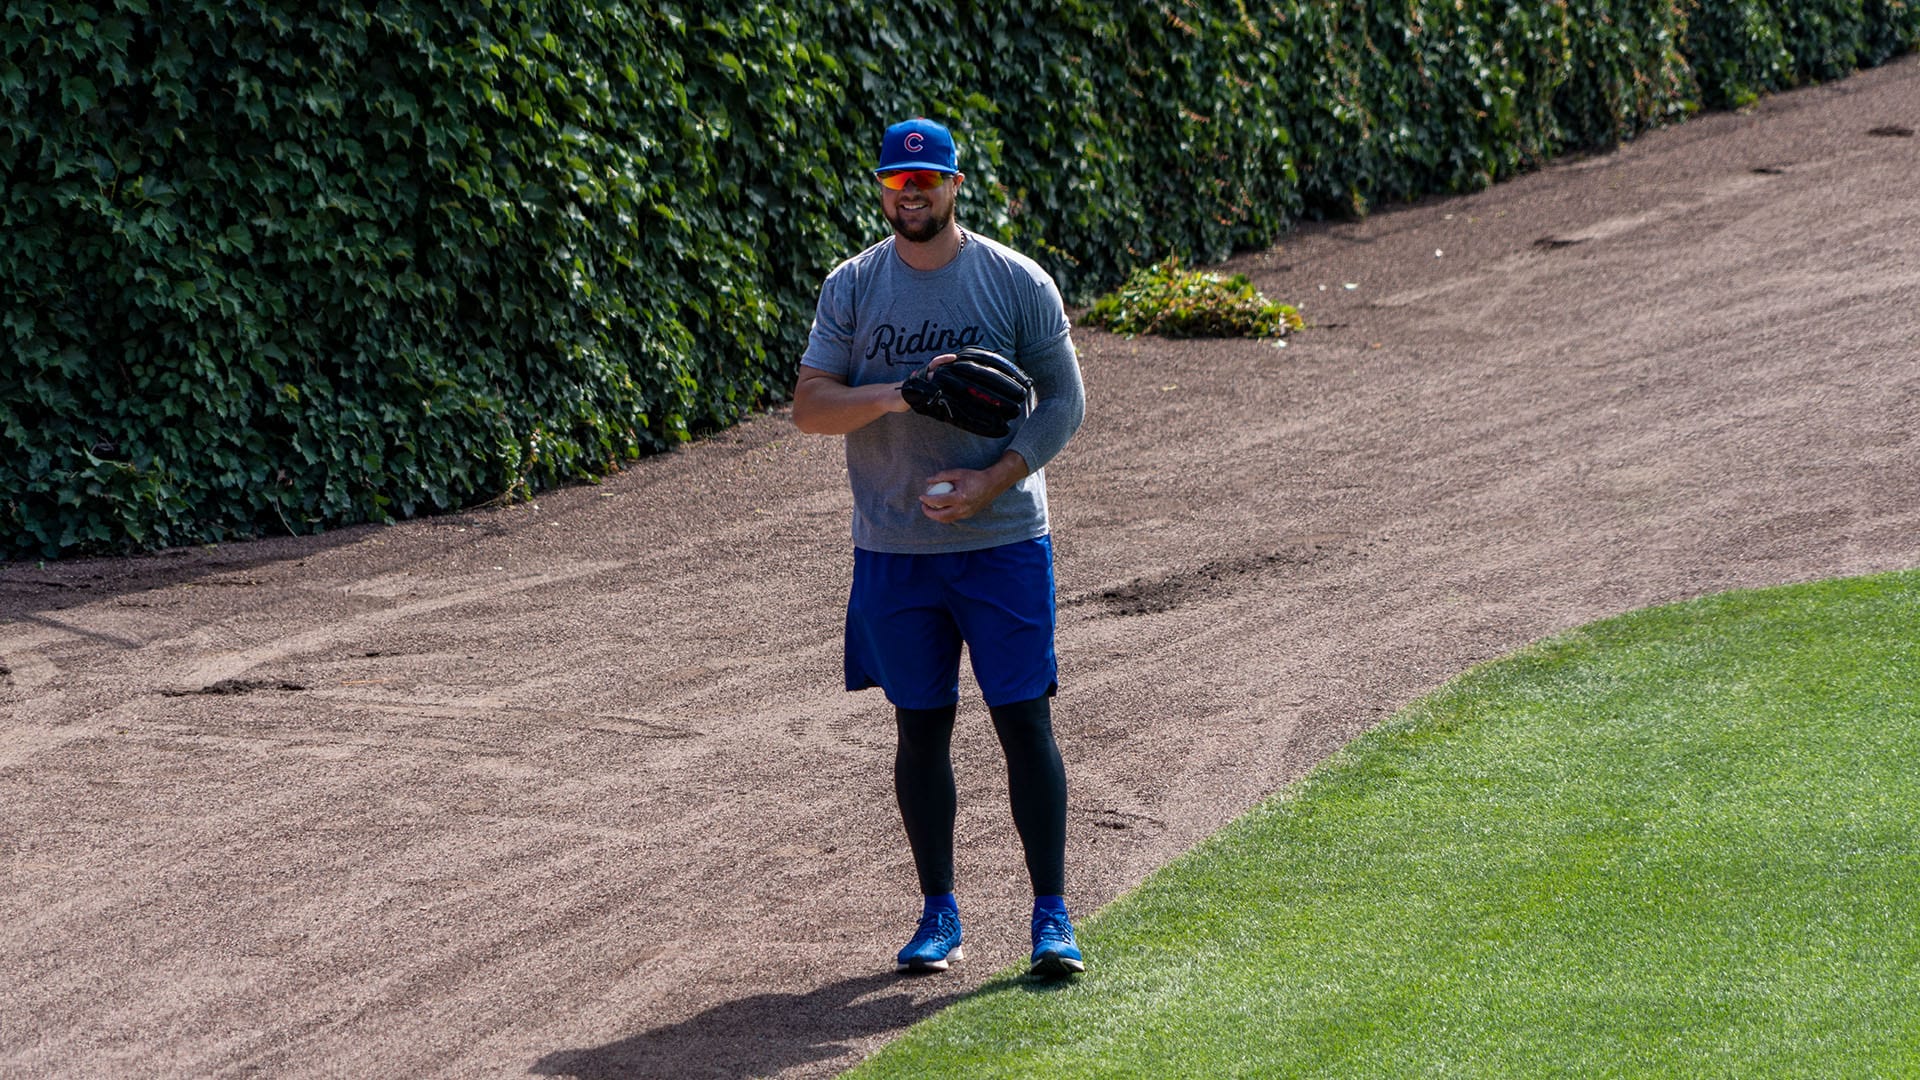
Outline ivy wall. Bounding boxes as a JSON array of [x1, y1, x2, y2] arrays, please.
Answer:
[[3, 0, 1913, 557]]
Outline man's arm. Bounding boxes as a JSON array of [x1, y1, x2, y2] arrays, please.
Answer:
[[791, 365, 911, 435], [1004, 333, 1084, 478]]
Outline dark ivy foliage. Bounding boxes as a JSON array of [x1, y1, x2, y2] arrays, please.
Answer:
[[4, 0, 1915, 558]]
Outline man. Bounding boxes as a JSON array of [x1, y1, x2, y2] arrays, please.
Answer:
[[791, 117, 1088, 978]]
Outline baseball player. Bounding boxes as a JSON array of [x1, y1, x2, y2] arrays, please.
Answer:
[[791, 117, 1089, 978]]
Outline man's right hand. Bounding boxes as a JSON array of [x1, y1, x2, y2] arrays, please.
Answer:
[[791, 366, 913, 435]]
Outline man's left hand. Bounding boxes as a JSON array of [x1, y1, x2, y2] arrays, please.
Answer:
[[921, 451, 1030, 523]]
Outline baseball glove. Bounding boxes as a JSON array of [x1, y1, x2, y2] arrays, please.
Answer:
[[900, 347, 1034, 438]]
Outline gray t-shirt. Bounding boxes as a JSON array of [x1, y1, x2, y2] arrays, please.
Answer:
[[800, 231, 1085, 554]]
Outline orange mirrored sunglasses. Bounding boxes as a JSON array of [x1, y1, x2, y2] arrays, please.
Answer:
[[876, 169, 952, 191]]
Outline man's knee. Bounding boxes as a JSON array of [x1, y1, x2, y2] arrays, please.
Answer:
[[896, 703, 958, 757], [988, 696, 1054, 748]]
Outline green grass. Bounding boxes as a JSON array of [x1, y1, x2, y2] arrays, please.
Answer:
[[847, 569, 1920, 1078]]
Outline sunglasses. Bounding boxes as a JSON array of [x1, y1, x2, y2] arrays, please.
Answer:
[[876, 170, 951, 191]]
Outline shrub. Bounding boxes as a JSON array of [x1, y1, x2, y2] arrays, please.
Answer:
[[1086, 258, 1304, 339]]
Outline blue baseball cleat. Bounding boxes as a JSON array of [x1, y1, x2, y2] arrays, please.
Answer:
[[1029, 910, 1085, 977], [896, 910, 964, 972]]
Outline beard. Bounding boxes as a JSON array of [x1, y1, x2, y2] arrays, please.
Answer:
[[886, 199, 953, 243]]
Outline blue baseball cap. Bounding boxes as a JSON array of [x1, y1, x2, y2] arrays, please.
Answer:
[[875, 118, 958, 175]]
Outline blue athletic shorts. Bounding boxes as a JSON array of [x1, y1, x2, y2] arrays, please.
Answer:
[[845, 536, 1058, 710]]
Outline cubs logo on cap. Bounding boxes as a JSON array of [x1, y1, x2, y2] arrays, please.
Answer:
[[876, 118, 958, 175]]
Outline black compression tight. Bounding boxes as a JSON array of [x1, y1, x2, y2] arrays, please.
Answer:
[[894, 703, 959, 897], [894, 696, 1067, 898], [990, 696, 1069, 897]]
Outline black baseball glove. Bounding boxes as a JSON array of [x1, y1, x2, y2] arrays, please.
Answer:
[[900, 347, 1034, 438]]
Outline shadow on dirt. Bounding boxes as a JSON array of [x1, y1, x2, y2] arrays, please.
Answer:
[[0, 525, 386, 620], [530, 972, 972, 1080], [0, 496, 562, 619]]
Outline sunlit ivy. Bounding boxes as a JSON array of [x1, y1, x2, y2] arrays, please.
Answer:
[[3, 0, 1912, 558]]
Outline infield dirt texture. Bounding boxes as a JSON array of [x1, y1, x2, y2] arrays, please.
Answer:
[[4, 54, 1917, 1080]]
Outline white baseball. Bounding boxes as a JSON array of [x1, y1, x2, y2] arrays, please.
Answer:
[[925, 481, 955, 496]]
